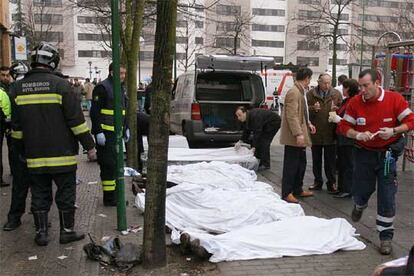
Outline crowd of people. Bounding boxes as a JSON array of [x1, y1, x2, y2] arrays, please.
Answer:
[[0, 42, 154, 247], [278, 67, 414, 256], [1, 41, 414, 259]]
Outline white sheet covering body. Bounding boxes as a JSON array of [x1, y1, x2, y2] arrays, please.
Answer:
[[142, 137, 259, 170], [135, 162, 365, 262]]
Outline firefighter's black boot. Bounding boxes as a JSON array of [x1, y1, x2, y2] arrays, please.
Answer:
[[103, 191, 117, 206], [59, 210, 85, 244], [33, 211, 48, 246]]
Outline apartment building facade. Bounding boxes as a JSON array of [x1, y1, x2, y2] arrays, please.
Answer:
[[8, 0, 411, 80], [1, 0, 11, 66]]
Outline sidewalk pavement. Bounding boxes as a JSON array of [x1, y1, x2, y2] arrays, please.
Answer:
[[1, 139, 413, 276], [217, 144, 414, 276]]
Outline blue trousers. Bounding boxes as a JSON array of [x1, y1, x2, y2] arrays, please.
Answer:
[[352, 147, 398, 241]]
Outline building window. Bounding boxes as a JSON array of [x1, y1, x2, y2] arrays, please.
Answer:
[[78, 50, 111, 58], [339, 14, 349, 21], [78, 33, 111, 41], [298, 10, 321, 20], [329, 44, 347, 51], [252, 8, 285, 16], [217, 22, 236, 32], [77, 16, 109, 24], [140, 51, 154, 61], [329, 28, 348, 35], [195, 37, 203, 45], [356, 59, 372, 66], [360, 14, 399, 23], [215, 37, 239, 48], [195, 21, 204, 29], [299, 0, 320, 4], [252, 24, 285, 32], [252, 40, 284, 48], [297, 40, 319, 51], [34, 14, 63, 25], [329, 58, 348, 65], [34, 31, 64, 42], [364, 0, 400, 9], [176, 36, 188, 44], [194, 4, 204, 13], [272, 56, 284, 63], [33, 0, 62, 7], [216, 5, 241, 16], [297, 25, 320, 35], [176, 20, 188, 28], [297, 56, 319, 66], [331, 0, 350, 5], [176, 53, 186, 60]]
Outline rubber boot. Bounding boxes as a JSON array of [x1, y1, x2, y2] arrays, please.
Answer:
[[103, 191, 117, 207], [59, 210, 85, 244], [33, 211, 48, 246]]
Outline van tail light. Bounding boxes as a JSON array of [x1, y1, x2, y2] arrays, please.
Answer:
[[191, 103, 202, 120], [260, 104, 268, 109]]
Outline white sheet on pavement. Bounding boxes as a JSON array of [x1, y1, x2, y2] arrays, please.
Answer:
[[142, 136, 259, 169], [135, 161, 365, 262], [184, 216, 366, 262]]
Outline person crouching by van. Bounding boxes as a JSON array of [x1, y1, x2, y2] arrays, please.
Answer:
[[235, 106, 281, 171]]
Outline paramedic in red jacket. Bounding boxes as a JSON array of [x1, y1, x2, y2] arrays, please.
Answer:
[[338, 69, 414, 256]]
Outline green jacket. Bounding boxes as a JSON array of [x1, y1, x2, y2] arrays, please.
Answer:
[[0, 87, 11, 121]]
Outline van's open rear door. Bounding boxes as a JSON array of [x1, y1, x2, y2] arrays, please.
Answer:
[[196, 55, 275, 72]]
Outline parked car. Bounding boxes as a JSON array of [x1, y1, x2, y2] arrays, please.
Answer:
[[170, 55, 275, 147]]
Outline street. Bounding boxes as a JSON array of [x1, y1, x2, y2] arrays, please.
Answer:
[[0, 139, 413, 276]]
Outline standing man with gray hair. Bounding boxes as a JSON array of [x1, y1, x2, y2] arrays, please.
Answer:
[[307, 73, 342, 194]]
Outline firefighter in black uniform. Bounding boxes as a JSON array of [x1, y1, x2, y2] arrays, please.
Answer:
[[3, 62, 30, 231], [10, 42, 96, 246], [90, 63, 129, 206]]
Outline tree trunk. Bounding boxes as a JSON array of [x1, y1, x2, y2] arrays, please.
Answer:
[[125, 0, 146, 170], [143, 0, 177, 268]]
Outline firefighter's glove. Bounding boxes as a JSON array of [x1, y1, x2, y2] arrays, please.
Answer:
[[124, 128, 130, 143], [378, 127, 394, 140], [96, 133, 106, 146]]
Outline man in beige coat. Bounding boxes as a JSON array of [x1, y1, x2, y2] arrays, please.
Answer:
[[280, 67, 316, 203]]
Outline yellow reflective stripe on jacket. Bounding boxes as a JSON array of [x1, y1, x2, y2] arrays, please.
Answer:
[[11, 130, 23, 139], [100, 109, 126, 115], [26, 156, 77, 168], [101, 124, 114, 132], [15, 93, 62, 105], [71, 122, 90, 135], [102, 180, 116, 191]]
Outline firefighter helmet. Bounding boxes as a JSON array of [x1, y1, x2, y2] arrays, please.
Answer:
[[30, 42, 60, 70], [9, 62, 29, 81]]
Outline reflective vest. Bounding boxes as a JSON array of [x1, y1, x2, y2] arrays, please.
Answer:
[[10, 68, 95, 174], [90, 77, 127, 134]]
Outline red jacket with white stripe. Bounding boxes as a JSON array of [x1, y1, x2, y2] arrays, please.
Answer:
[[338, 88, 414, 151]]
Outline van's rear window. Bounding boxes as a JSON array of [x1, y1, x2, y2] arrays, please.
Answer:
[[196, 72, 262, 102]]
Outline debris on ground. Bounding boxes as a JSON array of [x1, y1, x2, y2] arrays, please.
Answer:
[[83, 234, 142, 272], [28, 256, 37, 261]]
